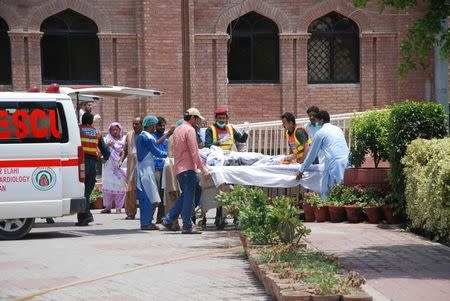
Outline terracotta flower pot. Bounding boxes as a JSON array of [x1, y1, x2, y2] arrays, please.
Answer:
[[314, 206, 329, 222], [90, 197, 103, 209], [364, 206, 381, 224], [344, 205, 362, 223], [328, 205, 346, 223], [381, 205, 395, 224], [302, 202, 315, 222]]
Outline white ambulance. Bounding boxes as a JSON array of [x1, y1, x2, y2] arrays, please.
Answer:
[[0, 85, 163, 239]]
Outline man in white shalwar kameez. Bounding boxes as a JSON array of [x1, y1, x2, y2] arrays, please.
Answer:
[[296, 110, 349, 198]]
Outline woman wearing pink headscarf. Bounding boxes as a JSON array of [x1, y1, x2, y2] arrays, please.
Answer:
[[101, 122, 127, 213]]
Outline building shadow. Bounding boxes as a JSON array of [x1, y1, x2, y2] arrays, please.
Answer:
[[334, 243, 450, 281]]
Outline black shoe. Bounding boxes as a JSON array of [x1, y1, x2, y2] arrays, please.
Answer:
[[198, 217, 207, 228], [141, 224, 159, 231], [75, 215, 94, 226], [125, 215, 135, 220], [181, 227, 202, 234], [215, 217, 228, 230], [162, 219, 176, 231], [46, 218, 55, 224]]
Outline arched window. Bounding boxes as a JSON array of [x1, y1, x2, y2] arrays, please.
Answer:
[[41, 9, 100, 84], [227, 11, 279, 83], [0, 17, 12, 84], [308, 12, 359, 84]]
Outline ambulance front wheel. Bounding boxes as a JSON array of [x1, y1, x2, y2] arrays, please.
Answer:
[[0, 218, 35, 240]]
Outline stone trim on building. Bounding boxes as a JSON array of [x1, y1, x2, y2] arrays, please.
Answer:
[[214, 0, 293, 34], [297, 0, 371, 32], [27, 0, 112, 33]]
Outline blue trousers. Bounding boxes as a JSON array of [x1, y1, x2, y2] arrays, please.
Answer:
[[164, 170, 198, 231], [137, 189, 156, 227]]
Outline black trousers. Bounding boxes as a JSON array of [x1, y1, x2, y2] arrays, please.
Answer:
[[77, 156, 97, 222]]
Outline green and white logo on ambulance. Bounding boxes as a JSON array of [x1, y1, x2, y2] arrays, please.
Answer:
[[32, 167, 57, 191]]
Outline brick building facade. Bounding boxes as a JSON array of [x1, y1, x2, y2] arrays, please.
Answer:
[[0, 0, 432, 131]]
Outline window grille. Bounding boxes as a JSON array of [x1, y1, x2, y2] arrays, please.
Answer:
[[308, 12, 359, 84]]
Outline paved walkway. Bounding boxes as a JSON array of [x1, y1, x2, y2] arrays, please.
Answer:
[[0, 211, 269, 301], [304, 222, 450, 301], [1, 213, 449, 301]]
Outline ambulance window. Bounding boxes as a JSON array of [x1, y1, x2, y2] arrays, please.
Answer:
[[0, 101, 68, 143]]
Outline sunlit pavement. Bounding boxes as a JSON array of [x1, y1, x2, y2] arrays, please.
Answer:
[[0, 210, 269, 301]]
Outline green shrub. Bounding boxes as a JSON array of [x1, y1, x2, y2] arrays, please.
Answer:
[[327, 185, 360, 206], [89, 188, 102, 203], [402, 138, 450, 242], [387, 101, 448, 213], [215, 185, 248, 221], [271, 196, 311, 244], [349, 109, 390, 168], [357, 187, 385, 207], [304, 192, 326, 207], [218, 186, 310, 245], [234, 187, 276, 244]]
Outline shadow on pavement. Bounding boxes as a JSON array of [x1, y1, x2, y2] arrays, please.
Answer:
[[337, 243, 450, 280], [25, 228, 160, 240]]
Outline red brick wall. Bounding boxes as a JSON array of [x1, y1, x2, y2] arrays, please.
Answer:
[[0, 0, 438, 132]]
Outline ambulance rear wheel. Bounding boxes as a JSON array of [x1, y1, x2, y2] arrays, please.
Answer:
[[0, 218, 35, 240]]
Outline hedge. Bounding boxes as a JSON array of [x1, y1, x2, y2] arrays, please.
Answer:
[[402, 138, 450, 242], [349, 109, 389, 168], [387, 101, 448, 213]]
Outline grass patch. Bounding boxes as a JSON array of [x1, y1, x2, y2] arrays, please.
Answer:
[[254, 244, 365, 295]]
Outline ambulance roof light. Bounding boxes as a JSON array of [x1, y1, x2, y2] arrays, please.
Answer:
[[27, 85, 40, 93], [46, 83, 60, 93]]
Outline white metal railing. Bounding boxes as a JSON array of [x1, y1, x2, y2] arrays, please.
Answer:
[[234, 111, 366, 155]]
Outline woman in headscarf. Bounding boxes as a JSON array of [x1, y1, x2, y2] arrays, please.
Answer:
[[101, 122, 127, 213]]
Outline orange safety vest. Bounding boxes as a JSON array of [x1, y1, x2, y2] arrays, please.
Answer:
[[210, 124, 235, 151], [79, 124, 100, 157], [286, 126, 311, 162]]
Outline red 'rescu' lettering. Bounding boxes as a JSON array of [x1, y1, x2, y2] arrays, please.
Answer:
[[13, 109, 28, 139], [0, 110, 10, 139], [48, 109, 60, 138], [30, 109, 48, 138]]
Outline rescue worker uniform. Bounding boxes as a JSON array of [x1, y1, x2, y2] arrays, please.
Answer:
[[286, 126, 311, 163], [78, 123, 110, 226], [204, 108, 249, 229]]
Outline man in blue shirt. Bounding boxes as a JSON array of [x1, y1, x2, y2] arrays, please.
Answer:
[[296, 111, 349, 198]]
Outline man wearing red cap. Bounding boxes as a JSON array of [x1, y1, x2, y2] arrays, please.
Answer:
[[205, 107, 248, 229], [204, 108, 248, 150]]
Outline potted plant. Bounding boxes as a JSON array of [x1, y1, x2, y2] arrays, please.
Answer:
[[326, 185, 348, 223], [302, 192, 318, 222], [339, 186, 363, 223], [305, 193, 329, 222], [380, 192, 397, 224], [346, 109, 390, 190], [89, 188, 103, 209], [358, 187, 384, 224]]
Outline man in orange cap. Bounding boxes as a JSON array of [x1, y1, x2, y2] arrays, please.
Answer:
[[205, 107, 248, 229]]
